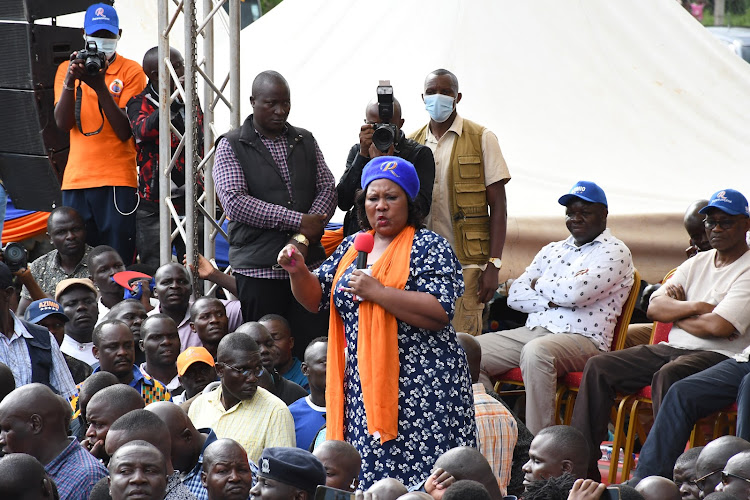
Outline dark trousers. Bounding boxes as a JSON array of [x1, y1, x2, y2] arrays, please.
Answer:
[[569, 344, 728, 479], [235, 273, 329, 358], [633, 358, 750, 480], [63, 186, 138, 265]]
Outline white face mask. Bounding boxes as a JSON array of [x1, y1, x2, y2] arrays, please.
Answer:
[[86, 36, 118, 59], [424, 93, 455, 123]]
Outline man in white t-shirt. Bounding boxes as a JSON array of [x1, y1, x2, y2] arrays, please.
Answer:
[[571, 188, 750, 481]]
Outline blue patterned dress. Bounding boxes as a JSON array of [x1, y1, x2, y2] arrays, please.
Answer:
[[314, 228, 476, 489]]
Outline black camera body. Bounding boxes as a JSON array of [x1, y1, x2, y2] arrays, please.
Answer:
[[3, 243, 28, 273], [372, 81, 397, 153], [78, 40, 107, 76]]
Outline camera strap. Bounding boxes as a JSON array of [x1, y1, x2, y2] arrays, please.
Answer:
[[75, 84, 104, 136]]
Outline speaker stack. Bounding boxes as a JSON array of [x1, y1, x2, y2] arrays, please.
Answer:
[[0, 0, 94, 211]]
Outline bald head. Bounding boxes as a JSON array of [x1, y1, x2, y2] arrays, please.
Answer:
[[456, 332, 481, 382], [398, 493, 433, 500], [696, 436, 750, 496], [365, 97, 403, 126], [368, 478, 408, 500], [0, 361, 15, 401], [0, 453, 55, 500], [234, 321, 268, 337], [635, 476, 680, 500], [0, 383, 69, 455], [251, 70, 289, 97], [203, 438, 248, 471], [313, 440, 362, 491], [434, 447, 503, 500], [106, 409, 173, 474], [88, 383, 144, 417], [146, 401, 202, 473]]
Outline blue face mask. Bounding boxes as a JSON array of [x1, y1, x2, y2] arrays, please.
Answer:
[[424, 93, 455, 123]]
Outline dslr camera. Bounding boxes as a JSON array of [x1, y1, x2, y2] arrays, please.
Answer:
[[3, 242, 27, 273], [372, 81, 397, 153], [77, 40, 107, 76]]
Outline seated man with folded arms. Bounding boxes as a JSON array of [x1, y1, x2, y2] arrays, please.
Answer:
[[571, 189, 750, 481], [476, 180, 634, 434]]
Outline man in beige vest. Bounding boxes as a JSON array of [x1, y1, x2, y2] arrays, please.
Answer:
[[409, 69, 511, 336]]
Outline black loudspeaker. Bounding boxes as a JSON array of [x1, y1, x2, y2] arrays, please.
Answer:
[[0, 21, 82, 212], [0, 0, 98, 22]]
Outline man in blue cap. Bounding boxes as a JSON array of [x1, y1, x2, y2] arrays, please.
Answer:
[[53, 3, 147, 265], [607, 189, 750, 486], [25, 298, 92, 384], [571, 188, 750, 481], [476, 180, 634, 434]]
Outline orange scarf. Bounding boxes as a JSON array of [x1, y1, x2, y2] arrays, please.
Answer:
[[326, 226, 416, 444]]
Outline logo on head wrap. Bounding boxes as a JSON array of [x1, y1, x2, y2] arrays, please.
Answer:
[[261, 458, 270, 473], [380, 160, 400, 177]]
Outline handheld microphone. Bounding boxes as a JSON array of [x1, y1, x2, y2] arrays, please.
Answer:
[[354, 232, 374, 269]]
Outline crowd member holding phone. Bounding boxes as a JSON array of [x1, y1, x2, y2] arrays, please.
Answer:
[[277, 156, 475, 488]]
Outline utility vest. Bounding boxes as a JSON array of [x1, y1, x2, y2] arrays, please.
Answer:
[[410, 119, 489, 265], [218, 116, 325, 269], [23, 320, 54, 389]]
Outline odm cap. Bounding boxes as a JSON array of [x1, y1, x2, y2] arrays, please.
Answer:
[[176, 346, 215, 376], [558, 180, 608, 208], [698, 189, 750, 217], [25, 299, 69, 325], [258, 447, 326, 496], [361, 156, 420, 200], [84, 3, 119, 36], [55, 278, 97, 301]]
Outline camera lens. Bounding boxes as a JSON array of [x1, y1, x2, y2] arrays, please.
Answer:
[[85, 57, 102, 75], [372, 125, 395, 153]]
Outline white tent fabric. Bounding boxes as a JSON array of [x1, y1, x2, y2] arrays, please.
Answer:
[[211, 0, 750, 282], [54, 0, 750, 282]]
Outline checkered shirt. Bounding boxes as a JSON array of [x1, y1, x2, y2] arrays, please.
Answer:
[[473, 383, 518, 496], [213, 125, 336, 279], [45, 437, 108, 500]]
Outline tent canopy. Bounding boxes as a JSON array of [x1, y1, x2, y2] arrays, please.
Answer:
[[57, 0, 750, 282]]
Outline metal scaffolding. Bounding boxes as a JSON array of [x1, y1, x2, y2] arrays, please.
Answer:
[[156, 0, 241, 296]]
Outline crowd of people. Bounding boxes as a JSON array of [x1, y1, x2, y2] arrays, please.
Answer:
[[1, 2, 749, 500]]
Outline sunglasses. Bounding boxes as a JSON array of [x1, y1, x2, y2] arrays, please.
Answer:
[[217, 362, 264, 379], [704, 218, 739, 230]]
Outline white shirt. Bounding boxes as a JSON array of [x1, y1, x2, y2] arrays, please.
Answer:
[[60, 334, 97, 366], [508, 229, 634, 351]]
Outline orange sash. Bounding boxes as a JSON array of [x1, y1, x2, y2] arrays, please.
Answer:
[[325, 226, 416, 444]]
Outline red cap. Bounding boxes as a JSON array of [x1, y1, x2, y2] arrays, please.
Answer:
[[113, 271, 152, 291], [354, 232, 374, 253]]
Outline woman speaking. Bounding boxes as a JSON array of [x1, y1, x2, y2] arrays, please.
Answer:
[[277, 156, 476, 488]]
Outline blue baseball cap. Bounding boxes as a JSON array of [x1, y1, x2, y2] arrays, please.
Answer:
[[84, 3, 119, 36], [361, 156, 420, 200], [699, 189, 750, 217], [558, 180, 608, 207], [24, 299, 69, 325]]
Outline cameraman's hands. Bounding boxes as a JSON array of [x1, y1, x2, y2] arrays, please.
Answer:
[[359, 123, 395, 158], [65, 51, 109, 94]]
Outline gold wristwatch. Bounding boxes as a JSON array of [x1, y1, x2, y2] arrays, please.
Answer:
[[292, 233, 309, 247], [488, 258, 502, 269]]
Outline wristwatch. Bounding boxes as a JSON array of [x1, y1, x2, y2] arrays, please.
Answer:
[[292, 233, 309, 247], [488, 258, 503, 269]]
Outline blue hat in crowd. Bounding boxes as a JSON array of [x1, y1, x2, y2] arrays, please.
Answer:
[[24, 299, 69, 325], [698, 189, 750, 217], [258, 447, 326, 495], [84, 3, 119, 36], [361, 156, 420, 200], [558, 180, 608, 208]]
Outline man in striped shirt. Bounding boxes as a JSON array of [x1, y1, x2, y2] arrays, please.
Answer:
[[213, 70, 336, 355]]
